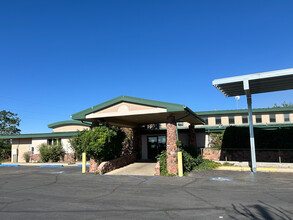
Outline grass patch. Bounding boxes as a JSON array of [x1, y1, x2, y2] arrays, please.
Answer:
[[222, 162, 234, 166], [193, 159, 221, 170]]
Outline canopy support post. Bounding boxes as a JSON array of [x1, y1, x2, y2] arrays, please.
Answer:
[[244, 80, 257, 172]]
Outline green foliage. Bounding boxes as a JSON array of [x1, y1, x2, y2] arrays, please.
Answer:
[[158, 150, 202, 176], [222, 162, 234, 166], [39, 143, 65, 162], [193, 158, 221, 170], [23, 152, 30, 162], [0, 110, 21, 161], [182, 145, 198, 157], [273, 101, 293, 108], [209, 132, 224, 149], [70, 126, 126, 163], [222, 126, 293, 149]]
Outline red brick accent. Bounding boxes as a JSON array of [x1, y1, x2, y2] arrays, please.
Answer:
[[188, 125, 197, 147], [89, 159, 99, 173], [166, 114, 178, 175], [30, 154, 40, 162], [202, 149, 221, 161], [154, 161, 160, 176]]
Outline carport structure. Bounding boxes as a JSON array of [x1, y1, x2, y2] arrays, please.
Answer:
[[71, 96, 204, 174], [213, 68, 293, 172]]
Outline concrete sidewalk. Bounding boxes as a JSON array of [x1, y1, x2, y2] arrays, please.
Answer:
[[106, 162, 156, 176], [217, 166, 293, 172]]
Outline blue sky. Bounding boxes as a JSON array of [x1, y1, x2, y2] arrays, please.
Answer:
[[1, 0, 293, 133]]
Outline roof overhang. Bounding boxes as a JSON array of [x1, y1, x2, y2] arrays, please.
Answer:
[[213, 68, 293, 97], [71, 96, 204, 128]]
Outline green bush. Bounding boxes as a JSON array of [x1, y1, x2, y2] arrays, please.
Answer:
[[158, 150, 199, 175], [23, 152, 30, 162], [39, 143, 65, 162], [182, 145, 198, 157], [70, 126, 126, 163], [209, 132, 224, 149], [193, 157, 221, 170]]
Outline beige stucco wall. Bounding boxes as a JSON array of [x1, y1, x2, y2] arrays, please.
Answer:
[[276, 114, 283, 123], [208, 117, 216, 126], [86, 102, 166, 119], [221, 116, 229, 125], [11, 139, 32, 163], [235, 116, 242, 125], [262, 114, 270, 124], [53, 125, 90, 132]]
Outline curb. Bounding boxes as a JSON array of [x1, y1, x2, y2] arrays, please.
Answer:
[[39, 165, 63, 168], [77, 165, 90, 167], [217, 166, 292, 172], [0, 164, 20, 167]]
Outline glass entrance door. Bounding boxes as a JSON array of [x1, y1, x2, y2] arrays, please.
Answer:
[[147, 136, 166, 159]]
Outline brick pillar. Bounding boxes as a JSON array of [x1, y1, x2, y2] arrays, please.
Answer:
[[189, 124, 197, 147], [166, 114, 178, 174], [132, 127, 141, 159]]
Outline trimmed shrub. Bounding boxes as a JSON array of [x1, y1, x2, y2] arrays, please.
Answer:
[[39, 143, 65, 162], [23, 152, 30, 162], [222, 127, 293, 149], [70, 126, 126, 163]]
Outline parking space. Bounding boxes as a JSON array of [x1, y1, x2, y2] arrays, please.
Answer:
[[0, 166, 293, 219]]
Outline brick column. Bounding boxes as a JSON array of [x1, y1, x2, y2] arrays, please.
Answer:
[[188, 124, 197, 147], [166, 114, 178, 174], [132, 127, 141, 159]]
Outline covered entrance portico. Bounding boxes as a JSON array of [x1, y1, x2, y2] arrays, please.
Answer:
[[71, 96, 204, 174]]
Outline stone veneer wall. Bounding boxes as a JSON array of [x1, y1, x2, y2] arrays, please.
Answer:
[[203, 148, 293, 162], [29, 153, 76, 163], [89, 153, 137, 174], [166, 115, 178, 174]]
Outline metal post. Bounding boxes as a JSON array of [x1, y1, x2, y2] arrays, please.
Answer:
[[246, 91, 257, 172], [82, 152, 86, 174], [177, 152, 183, 177]]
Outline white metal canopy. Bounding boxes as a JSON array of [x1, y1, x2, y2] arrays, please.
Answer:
[[212, 68, 293, 172], [213, 68, 293, 97]]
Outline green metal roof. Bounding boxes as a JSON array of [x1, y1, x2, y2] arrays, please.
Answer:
[[196, 107, 293, 116], [71, 95, 203, 122], [0, 132, 77, 139], [48, 120, 91, 128], [194, 123, 293, 132]]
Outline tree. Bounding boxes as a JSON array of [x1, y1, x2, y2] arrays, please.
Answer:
[[273, 101, 293, 108], [0, 111, 21, 161], [70, 126, 126, 163]]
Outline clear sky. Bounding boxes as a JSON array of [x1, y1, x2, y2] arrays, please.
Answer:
[[1, 0, 293, 134]]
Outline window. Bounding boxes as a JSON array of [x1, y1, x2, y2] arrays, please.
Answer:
[[215, 117, 221, 125], [255, 115, 262, 123], [284, 113, 290, 122], [228, 116, 235, 124], [269, 114, 276, 123], [201, 117, 209, 124], [177, 122, 184, 126], [242, 115, 248, 124], [31, 147, 34, 154], [47, 139, 60, 145]]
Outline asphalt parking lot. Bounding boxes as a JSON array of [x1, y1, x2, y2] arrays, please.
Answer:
[[0, 166, 293, 220]]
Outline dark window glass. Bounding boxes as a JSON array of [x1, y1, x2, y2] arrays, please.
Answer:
[[216, 117, 221, 125], [284, 113, 290, 122], [177, 122, 183, 126], [256, 115, 262, 123], [31, 147, 34, 154], [229, 116, 235, 124], [201, 117, 209, 124], [242, 116, 248, 124], [270, 114, 276, 123]]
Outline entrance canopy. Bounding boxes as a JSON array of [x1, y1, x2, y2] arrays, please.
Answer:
[[213, 68, 293, 97], [71, 96, 204, 128]]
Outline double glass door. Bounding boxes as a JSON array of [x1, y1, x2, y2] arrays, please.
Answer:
[[147, 136, 166, 159]]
